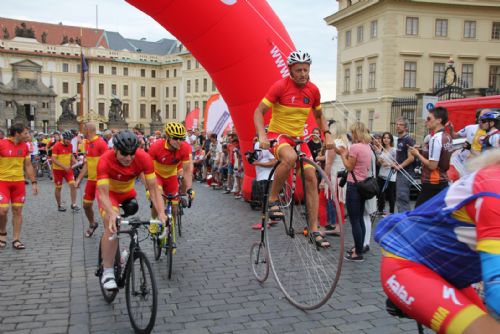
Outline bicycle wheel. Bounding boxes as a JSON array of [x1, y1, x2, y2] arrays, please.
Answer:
[[125, 250, 158, 334], [152, 234, 161, 261], [250, 241, 269, 282], [176, 205, 182, 238], [166, 230, 174, 280], [97, 239, 120, 304], [264, 157, 344, 310]]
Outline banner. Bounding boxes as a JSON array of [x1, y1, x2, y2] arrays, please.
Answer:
[[185, 107, 200, 130], [203, 94, 233, 139]]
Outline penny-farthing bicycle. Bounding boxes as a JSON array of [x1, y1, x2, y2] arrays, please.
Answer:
[[250, 134, 345, 310]]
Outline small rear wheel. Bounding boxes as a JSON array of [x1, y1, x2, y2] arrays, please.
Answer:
[[125, 250, 158, 334], [250, 241, 269, 283]]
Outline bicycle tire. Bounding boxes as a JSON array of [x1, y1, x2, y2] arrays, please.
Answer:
[[166, 230, 174, 280], [98, 239, 120, 304], [250, 241, 269, 283], [125, 250, 158, 334], [176, 206, 182, 238], [264, 157, 344, 310], [152, 234, 161, 261]]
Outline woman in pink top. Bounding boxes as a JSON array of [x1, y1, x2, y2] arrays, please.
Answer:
[[335, 122, 373, 262]]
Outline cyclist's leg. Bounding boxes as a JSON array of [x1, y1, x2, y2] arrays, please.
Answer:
[[380, 255, 496, 334], [53, 170, 63, 208], [83, 181, 96, 224], [98, 193, 120, 269], [268, 144, 296, 203], [0, 181, 12, 246], [10, 181, 26, 242], [65, 170, 78, 208]]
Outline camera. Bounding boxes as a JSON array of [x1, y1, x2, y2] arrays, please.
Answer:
[[245, 149, 261, 164], [338, 170, 348, 188]]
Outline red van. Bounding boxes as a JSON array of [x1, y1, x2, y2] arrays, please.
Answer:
[[435, 95, 500, 130]]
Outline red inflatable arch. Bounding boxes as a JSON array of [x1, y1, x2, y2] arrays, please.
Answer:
[[127, 0, 319, 199]]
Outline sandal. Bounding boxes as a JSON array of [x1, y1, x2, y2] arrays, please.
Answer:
[[268, 200, 285, 220], [323, 225, 341, 236], [85, 223, 99, 238], [311, 231, 330, 248], [12, 239, 26, 250], [0, 232, 6, 248]]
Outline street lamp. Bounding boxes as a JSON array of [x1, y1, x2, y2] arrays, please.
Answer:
[[444, 57, 457, 100]]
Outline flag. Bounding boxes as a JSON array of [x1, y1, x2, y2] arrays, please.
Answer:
[[80, 52, 88, 83]]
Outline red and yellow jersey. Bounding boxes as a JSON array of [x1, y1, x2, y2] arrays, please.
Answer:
[[148, 139, 191, 179], [96, 149, 155, 194], [84, 136, 108, 181], [0, 138, 29, 182], [263, 76, 321, 137], [51, 142, 73, 170]]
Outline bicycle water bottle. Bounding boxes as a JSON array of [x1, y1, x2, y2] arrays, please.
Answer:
[[120, 249, 129, 268]]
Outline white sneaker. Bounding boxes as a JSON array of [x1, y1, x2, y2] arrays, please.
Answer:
[[101, 271, 117, 290]]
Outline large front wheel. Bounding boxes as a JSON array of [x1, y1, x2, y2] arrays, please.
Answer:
[[125, 250, 158, 334], [264, 157, 344, 310]]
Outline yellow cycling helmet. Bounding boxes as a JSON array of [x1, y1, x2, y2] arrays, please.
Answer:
[[165, 122, 186, 139]]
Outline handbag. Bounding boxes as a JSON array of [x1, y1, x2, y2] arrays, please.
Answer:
[[351, 172, 379, 200]]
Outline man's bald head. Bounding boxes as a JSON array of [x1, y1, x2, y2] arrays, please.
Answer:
[[84, 122, 97, 138]]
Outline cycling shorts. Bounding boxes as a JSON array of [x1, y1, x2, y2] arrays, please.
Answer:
[[156, 175, 179, 204], [83, 180, 97, 203], [380, 255, 487, 334], [97, 189, 137, 217], [0, 181, 26, 207], [267, 132, 313, 163], [53, 169, 75, 188]]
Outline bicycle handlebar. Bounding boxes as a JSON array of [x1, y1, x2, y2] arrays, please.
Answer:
[[109, 216, 165, 240]]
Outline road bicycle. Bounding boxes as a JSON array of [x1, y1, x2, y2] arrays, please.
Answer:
[[149, 193, 183, 280], [250, 134, 344, 310], [96, 215, 163, 334], [35, 151, 52, 180]]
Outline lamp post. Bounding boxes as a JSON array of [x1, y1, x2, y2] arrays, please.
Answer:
[[444, 57, 457, 100]]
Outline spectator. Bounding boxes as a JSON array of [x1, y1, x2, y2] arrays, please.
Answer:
[[186, 129, 197, 157], [324, 121, 349, 235], [449, 108, 488, 159], [409, 107, 453, 207], [479, 110, 500, 151], [307, 128, 323, 162], [103, 130, 114, 149], [335, 121, 373, 262], [232, 137, 243, 199], [393, 117, 415, 212], [193, 144, 205, 181], [377, 132, 397, 216], [363, 138, 378, 252]]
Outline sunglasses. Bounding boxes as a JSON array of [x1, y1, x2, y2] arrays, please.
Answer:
[[169, 137, 185, 141], [118, 150, 137, 157]]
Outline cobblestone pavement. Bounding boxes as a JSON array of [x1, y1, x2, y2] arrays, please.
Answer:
[[0, 178, 422, 334]]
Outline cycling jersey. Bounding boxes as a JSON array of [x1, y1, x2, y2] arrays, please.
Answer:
[[0, 138, 30, 182], [96, 149, 156, 213], [376, 165, 500, 333], [84, 136, 108, 181], [97, 149, 155, 194], [263, 76, 321, 137], [149, 140, 191, 179], [149, 139, 191, 196], [51, 142, 73, 170]]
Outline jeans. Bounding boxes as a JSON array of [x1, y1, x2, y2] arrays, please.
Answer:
[[346, 182, 366, 255], [396, 170, 412, 212]]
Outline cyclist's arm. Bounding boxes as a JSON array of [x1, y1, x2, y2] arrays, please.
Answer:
[[145, 175, 166, 222], [24, 156, 36, 183], [254, 102, 270, 142], [97, 182, 115, 223], [181, 160, 193, 191]]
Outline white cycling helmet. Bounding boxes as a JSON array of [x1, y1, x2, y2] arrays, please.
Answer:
[[287, 50, 312, 66]]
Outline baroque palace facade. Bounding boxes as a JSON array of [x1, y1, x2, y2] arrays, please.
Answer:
[[0, 17, 217, 132], [325, 0, 500, 136]]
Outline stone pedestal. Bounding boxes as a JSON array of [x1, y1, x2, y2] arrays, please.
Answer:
[[57, 119, 79, 131], [149, 121, 163, 134], [107, 120, 128, 131]]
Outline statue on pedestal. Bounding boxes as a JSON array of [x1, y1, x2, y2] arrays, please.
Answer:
[[58, 96, 77, 121], [150, 109, 164, 133], [107, 96, 128, 130]]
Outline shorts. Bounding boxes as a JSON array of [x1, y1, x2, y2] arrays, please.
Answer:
[[83, 180, 97, 203], [267, 132, 313, 161], [53, 169, 75, 188], [380, 255, 487, 334], [97, 189, 137, 217], [0, 181, 26, 207], [156, 175, 179, 203]]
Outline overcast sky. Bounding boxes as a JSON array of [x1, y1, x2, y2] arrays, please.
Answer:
[[3, 0, 339, 100]]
